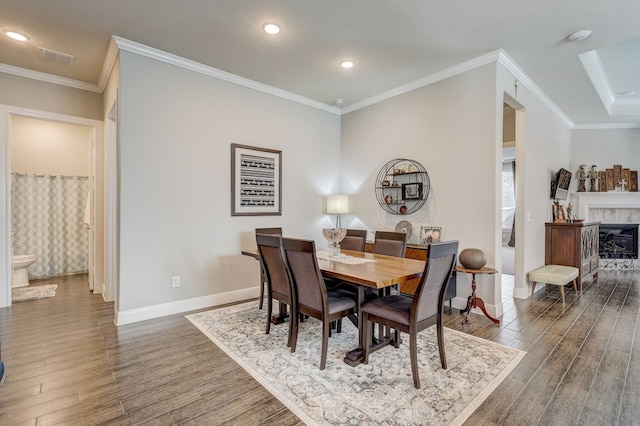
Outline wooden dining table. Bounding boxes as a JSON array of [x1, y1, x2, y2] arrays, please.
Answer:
[[242, 248, 426, 366]]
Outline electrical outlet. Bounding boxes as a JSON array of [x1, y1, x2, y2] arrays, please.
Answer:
[[171, 276, 180, 288]]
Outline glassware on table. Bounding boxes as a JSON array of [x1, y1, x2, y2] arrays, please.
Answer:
[[322, 228, 347, 256]]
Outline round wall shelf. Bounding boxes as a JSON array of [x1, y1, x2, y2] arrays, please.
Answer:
[[375, 158, 430, 215]]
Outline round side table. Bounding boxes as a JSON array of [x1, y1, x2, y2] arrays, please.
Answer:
[[455, 266, 500, 325]]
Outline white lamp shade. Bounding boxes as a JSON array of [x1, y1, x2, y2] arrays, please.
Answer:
[[326, 195, 349, 214]]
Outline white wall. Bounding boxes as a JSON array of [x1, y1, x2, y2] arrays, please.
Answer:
[[496, 62, 572, 300], [571, 128, 640, 185], [11, 116, 91, 175], [0, 73, 102, 121], [341, 60, 574, 317], [115, 51, 341, 320], [341, 64, 498, 311]]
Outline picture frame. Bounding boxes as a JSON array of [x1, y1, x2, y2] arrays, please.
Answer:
[[231, 143, 282, 216], [402, 182, 422, 200]]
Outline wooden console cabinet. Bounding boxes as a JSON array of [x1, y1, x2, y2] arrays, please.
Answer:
[[545, 222, 599, 289], [365, 242, 456, 301]]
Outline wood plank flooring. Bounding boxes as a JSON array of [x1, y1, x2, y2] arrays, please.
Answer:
[[0, 270, 638, 425]]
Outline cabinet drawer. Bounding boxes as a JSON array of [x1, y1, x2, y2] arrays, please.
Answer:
[[591, 257, 599, 272], [582, 262, 591, 277]]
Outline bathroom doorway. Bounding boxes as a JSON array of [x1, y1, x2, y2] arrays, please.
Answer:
[[0, 107, 104, 306], [11, 116, 93, 288]]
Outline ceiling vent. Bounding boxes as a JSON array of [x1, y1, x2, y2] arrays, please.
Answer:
[[38, 47, 74, 65]]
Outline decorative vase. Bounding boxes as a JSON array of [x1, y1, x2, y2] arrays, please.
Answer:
[[459, 248, 487, 270], [322, 228, 347, 256]]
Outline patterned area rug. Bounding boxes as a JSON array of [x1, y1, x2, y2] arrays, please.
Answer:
[[12, 284, 57, 303], [187, 302, 525, 425]]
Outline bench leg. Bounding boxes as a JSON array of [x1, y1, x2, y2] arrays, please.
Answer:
[[560, 285, 565, 304], [531, 281, 537, 297], [572, 278, 578, 294]]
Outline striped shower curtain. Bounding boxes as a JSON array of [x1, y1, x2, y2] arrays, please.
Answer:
[[11, 173, 89, 279]]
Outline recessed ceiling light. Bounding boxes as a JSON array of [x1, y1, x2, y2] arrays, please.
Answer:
[[567, 29, 592, 42], [4, 30, 29, 42], [340, 60, 355, 69], [262, 23, 281, 35]]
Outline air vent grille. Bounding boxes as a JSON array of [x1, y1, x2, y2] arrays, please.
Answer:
[[38, 47, 74, 65]]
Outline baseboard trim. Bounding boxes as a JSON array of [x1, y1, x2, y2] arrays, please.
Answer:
[[513, 286, 531, 299], [450, 297, 503, 321], [115, 286, 260, 326]]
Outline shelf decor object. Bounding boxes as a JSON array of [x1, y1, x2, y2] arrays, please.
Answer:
[[459, 248, 488, 270], [375, 158, 430, 215], [231, 144, 282, 216]]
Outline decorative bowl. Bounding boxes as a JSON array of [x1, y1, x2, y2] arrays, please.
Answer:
[[322, 228, 347, 244], [459, 248, 487, 270]]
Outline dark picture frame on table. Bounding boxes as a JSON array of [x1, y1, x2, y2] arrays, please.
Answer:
[[231, 143, 282, 216], [402, 182, 422, 200]]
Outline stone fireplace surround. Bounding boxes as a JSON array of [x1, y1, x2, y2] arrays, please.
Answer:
[[572, 192, 640, 269]]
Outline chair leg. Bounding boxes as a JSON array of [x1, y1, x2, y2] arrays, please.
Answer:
[[337, 319, 342, 334], [436, 320, 447, 369], [572, 278, 578, 294], [410, 331, 420, 389], [320, 320, 330, 370], [289, 305, 299, 353], [286, 304, 293, 348], [265, 296, 272, 335], [259, 280, 265, 309]]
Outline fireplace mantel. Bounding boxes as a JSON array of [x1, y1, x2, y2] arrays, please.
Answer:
[[571, 192, 640, 222]]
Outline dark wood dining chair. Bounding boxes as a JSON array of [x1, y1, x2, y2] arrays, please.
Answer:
[[256, 234, 294, 347], [340, 229, 367, 252], [361, 240, 459, 389], [255, 227, 283, 309], [281, 237, 356, 370], [373, 230, 407, 257]]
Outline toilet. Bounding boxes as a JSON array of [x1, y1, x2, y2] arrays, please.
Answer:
[[12, 255, 36, 288]]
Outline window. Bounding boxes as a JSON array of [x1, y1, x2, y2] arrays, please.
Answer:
[[502, 161, 515, 229]]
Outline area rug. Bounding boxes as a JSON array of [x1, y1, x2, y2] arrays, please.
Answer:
[[187, 302, 525, 425], [12, 284, 57, 302]]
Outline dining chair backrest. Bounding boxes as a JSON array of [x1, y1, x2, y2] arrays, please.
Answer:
[[255, 227, 283, 236], [256, 234, 290, 299], [281, 238, 326, 314], [340, 229, 367, 252], [373, 231, 407, 257], [412, 241, 458, 322]]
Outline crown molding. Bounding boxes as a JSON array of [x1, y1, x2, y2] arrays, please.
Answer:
[[111, 36, 341, 115], [572, 122, 640, 130], [579, 49, 640, 117], [341, 49, 576, 129], [579, 50, 615, 115], [496, 50, 574, 128], [0, 63, 101, 93], [341, 50, 502, 115]]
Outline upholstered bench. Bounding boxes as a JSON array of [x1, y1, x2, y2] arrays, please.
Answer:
[[529, 265, 579, 304]]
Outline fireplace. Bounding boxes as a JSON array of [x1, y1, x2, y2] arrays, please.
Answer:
[[599, 224, 639, 259], [572, 192, 640, 270]]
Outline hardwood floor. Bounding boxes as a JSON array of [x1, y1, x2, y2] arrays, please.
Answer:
[[0, 270, 638, 425]]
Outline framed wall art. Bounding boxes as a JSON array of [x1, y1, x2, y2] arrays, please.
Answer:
[[231, 143, 282, 216], [402, 182, 423, 200]]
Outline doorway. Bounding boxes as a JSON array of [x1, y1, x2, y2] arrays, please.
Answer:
[[0, 106, 104, 307], [501, 103, 516, 300]]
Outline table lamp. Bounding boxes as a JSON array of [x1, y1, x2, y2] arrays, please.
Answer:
[[326, 195, 349, 228]]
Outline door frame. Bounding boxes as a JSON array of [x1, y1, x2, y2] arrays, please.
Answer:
[[0, 105, 103, 307]]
